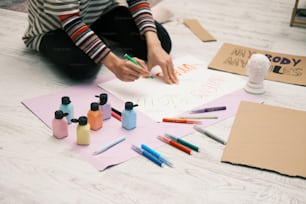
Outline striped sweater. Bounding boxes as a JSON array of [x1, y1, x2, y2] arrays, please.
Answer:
[[22, 0, 156, 64]]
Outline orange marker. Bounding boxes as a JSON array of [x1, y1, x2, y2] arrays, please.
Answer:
[[158, 135, 192, 155], [162, 118, 201, 124]]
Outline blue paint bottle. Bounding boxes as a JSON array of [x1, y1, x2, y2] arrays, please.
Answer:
[[122, 101, 138, 130], [96, 93, 111, 120], [59, 96, 74, 124]]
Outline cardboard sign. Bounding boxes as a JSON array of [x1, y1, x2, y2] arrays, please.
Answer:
[[208, 43, 306, 86], [183, 19, 216, 42], [221, 101, 306, 178]]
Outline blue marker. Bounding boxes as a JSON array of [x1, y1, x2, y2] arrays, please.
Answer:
[[131, 145, 163, 167], [141, 144, 173, 167], [93, 136, 126, 155]]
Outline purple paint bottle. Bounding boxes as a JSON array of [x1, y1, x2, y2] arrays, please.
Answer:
[[96, 93, 111, 120]]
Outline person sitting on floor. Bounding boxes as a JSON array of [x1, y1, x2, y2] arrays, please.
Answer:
[[22, 0, 178, 84]]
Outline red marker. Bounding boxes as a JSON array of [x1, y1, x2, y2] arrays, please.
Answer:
[[162, 118, 201, 124], [111, 111, 121, 121], [158, 135, 192, 155]]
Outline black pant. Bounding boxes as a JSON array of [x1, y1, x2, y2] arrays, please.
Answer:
[[39, 6, 172, 80]]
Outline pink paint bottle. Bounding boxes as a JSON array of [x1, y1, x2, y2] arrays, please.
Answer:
[[52, 110, 69, 139]]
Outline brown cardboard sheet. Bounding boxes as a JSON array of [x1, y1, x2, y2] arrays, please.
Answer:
[[208, 43, 306, 86], [183, 19, 216, 42], [221, 101, 306, 178]]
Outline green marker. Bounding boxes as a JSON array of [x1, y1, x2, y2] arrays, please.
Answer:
[[124, 54, 154, 78], [124, 53, 141, 66], [165, 133, 199, 152]]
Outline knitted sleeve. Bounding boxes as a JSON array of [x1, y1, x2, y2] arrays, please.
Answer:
[[58, 12, 110, 64], [126, 0, 157, 35], [44, 0, 110, 64]]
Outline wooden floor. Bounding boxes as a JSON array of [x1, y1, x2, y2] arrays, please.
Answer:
[[0, 0, 306, 203]]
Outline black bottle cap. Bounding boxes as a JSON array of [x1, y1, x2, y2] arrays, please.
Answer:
[[54, 110, 65, 119], [125, 102, 133, 110], [96, 93, 108, 105], [78, 116, 88, 125], [61, 96, 71, 105], [90, 102, 99, 111], [71, 116, 88, 125]]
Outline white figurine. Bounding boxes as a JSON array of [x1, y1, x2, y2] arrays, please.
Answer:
[[244, 53, 271, 94]]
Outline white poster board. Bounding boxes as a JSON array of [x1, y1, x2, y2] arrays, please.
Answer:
[[99, 56, 246, 121]]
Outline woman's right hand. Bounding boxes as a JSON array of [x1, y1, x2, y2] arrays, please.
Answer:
[[102, 52, 150, 82]]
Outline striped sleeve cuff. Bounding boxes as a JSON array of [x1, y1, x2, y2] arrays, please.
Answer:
[[44, 0, 80, 16], [59, 13, 110, 64], [127, 0, 157, 35]]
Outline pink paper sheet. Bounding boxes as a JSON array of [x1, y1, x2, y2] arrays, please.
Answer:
[[22, 77, 262, 171]]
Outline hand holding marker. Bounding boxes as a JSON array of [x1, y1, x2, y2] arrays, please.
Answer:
[[124, 54, 154, 78]]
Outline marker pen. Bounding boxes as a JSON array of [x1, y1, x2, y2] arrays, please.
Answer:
[[158, 136, 192, 155], [162, 118, 201, 124], [93, 136, 126, 155], [124, 54, 154, 78], [165, 133, 199, 152], [132, 145, 163, 167], [141, 144, 173, 167], [190, 106, 226, 114]]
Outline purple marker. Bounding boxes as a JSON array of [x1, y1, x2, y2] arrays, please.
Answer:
[[190, 106, 226, 114]]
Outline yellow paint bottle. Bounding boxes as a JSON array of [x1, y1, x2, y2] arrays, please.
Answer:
[[71, 116, 90, 145]]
